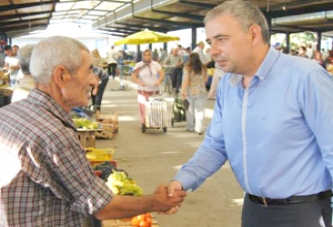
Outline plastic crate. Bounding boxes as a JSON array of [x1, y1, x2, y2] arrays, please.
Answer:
[[85, 147, 114, 162]]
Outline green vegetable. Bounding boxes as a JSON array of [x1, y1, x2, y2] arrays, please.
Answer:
[[106, 171, 143, 196], [73, 118, 99, 129]]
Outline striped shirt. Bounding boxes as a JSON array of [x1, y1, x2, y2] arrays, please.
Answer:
[[0, 89, 113, 227]]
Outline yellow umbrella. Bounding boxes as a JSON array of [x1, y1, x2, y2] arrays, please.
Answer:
[[114, 29, 180, 46]]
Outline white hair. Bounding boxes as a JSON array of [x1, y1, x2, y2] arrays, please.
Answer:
[[18, 44, 35, 75], [204, 0, 270, 44], [30, 36, 89, 84]]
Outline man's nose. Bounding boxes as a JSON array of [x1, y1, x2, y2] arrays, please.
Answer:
[[209, 41, 220, 57]]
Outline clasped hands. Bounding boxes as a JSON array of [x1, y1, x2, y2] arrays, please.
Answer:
[[154, 181, 185, 215]]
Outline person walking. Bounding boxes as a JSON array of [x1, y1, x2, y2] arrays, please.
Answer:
[[182, 53, 207, 135], [131, 49, 164, 130], [167, 1, 333, 227], [107, 45, 118, 79]]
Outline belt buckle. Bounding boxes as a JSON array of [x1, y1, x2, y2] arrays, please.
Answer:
[[262, 197, 268, 207]]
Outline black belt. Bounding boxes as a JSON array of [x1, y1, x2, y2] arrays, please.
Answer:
[[248, 190, 332, 206]]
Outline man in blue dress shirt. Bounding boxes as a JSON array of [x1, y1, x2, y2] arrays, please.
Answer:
[[168, 1, 333, 226]]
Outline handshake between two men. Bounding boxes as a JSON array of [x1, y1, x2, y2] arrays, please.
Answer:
[[94, 180, 186, 220]]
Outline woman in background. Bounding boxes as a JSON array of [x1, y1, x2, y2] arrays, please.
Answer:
[[182, 52, 207, 135], [131, 49, 164, 130], [91, 49, 102, 67]]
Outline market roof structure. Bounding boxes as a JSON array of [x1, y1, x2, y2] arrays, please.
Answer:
[[0, 0, 333, 38]]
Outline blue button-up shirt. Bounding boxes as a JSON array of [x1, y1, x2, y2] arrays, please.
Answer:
[[174, 46, 333, 198]]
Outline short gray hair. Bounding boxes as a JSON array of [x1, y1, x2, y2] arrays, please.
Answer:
[[30, 36, 89, 84], [204, 0, 270, 43], [18, 44, 35, 75]]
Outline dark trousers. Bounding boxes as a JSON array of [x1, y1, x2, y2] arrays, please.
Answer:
[[242, 193, 332, 227], [91, 77, 109, 111], [108, 63, 117, 78], [170, 67, 182, 93]]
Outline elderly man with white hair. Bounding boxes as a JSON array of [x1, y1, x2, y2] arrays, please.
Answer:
[[0, 36, 186, 227]]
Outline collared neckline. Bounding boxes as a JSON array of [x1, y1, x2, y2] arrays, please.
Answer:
[[229, 46, 280, 86], [27, 89, 76, 129]]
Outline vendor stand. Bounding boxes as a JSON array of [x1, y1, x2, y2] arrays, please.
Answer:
[[0, 69, 12, 107]]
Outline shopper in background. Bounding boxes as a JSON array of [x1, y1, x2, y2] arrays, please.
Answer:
[[91, 66, 109, 116], [12, 45, 19, 57], [208, 62, 224, 100], [11, 44, 35, 102], [313, 50, 326, 69], [152, 48, 159, 61], [107, 45, 118, 79], [158, 47, 167, 63], [0, 36, 185, 227], [298, 45, 309, 58], [182, 52, 207, 135], [91, 49, 102, 67], [131, 49, 165, 130], [164, 48, 183, 93], [3, 45, 20, 87], [192, 41, 209, 65], [168, 1, 333, 226]]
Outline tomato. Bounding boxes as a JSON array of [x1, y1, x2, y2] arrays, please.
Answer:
[[131, 217, 140, 226], [146, 218, 152, 227], [137, 214, 147, 221], [139, 220, 149, 227], [146, 213, 152, 219]]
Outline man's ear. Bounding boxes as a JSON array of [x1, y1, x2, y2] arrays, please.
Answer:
[[249, 25, 263, 47], [52, 65, 70, 88]]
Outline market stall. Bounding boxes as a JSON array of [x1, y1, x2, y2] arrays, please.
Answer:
[[0, 69, 12, 107]]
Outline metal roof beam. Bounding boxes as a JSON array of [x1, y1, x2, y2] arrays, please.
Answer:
[[178, 0, 216, 9], [0, 18, 49, 27], [272, 24, 329, 33], [0, 11, 53, 20], [0, 0, 58, 12], [132, 15, 200, 28], [98, 27, 133, 35], [105, 24, 142, 33], [0, 24, 47, 32], [114, 21, 169, 32], [269, 2, 333, 18], [150, 8, 203, 22]]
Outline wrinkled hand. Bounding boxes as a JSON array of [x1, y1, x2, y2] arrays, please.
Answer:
[[157, 181, 184, 215], [181, 93, 187, 99], [152, 184, 186, 214]]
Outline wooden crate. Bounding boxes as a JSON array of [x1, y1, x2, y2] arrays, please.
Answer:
[[102, 217, 159, 227], [95, 112, 119, 139]]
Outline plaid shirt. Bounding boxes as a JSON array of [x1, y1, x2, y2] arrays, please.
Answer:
[[0, 89, 113, 227]]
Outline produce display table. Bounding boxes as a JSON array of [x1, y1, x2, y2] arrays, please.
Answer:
[[77, 129, 101, 148]]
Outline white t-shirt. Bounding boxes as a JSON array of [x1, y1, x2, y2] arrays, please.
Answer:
[[133, 61, 162, 92], [107, 49, 118, 64], [192, 46, 208, 65], [4, 56, 19, 78]]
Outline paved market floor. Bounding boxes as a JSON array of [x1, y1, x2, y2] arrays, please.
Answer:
[[97, 76, 243, 227]]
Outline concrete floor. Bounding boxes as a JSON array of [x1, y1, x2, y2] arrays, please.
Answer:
[[97, 76, 243, 227]]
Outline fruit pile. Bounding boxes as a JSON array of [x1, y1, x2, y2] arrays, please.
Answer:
[[131, 213, 153, 227]]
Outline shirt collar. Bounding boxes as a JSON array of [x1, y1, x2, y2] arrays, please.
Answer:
[[27, 89, 75, 128], [229, 46, 280, 86]]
